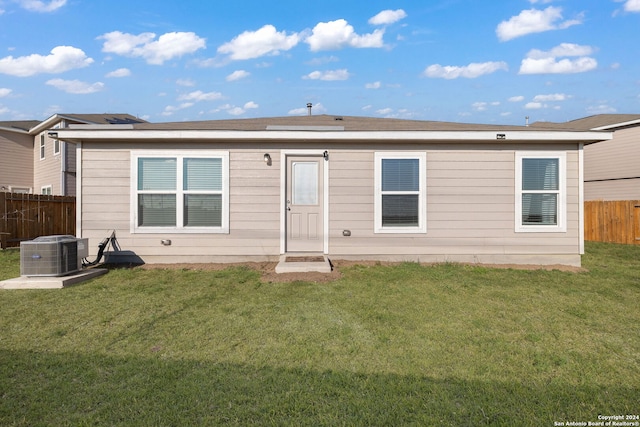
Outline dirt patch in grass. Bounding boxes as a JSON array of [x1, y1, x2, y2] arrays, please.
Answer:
[[135, 259, 584, 283]]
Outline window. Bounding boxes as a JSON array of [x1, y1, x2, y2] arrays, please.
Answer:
[[515, 152, 566, 232], [374, 152, 427, 233], [40, 134, 45, 160], [53, 124, 60, 155], [41, 186, 52, 195], [132, 152, 229, 233]]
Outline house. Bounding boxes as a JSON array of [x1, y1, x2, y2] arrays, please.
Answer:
[[0, 120, 40, 193], [1, 114, 145, 195], [54, 114, 611, 267]]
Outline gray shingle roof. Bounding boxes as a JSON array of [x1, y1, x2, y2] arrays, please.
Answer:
[[531, 114, 640, 131], [131, 114, 537, 132]]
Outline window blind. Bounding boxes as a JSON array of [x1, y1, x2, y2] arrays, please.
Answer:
[[138, 158, 176, 191], [522, 158, 558, 191], [184, 158, 222, 191], [382, 159, 419, 192]]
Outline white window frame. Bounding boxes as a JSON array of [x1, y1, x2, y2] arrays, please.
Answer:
[[374, 152, 427, 234], [515, 151, 566, 233], [131, 150, 229, 234], [41, 185, 52, 195]]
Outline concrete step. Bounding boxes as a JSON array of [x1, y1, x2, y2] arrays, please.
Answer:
[[275, 254, 332, 274]]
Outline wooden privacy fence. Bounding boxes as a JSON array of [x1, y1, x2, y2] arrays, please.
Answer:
[[584, 200, 640, 245], [0, 192, 76, 249]]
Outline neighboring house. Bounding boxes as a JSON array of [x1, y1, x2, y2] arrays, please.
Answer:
[[30, 114, 147, 196], [55, 114, 611, 267], [0, 120, 39, 193], [0, 114, 145, 196]]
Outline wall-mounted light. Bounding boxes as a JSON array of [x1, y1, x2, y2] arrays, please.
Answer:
[[48, 131, 58, 138], [264, 153, 271, 165], [323, 150, 329, 161]]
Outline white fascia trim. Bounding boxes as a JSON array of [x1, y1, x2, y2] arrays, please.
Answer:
[[54, 129, 613, 142]]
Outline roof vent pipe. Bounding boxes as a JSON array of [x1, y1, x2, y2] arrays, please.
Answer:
[[525, 116, 530, 127], [307, 103, 312, 116]]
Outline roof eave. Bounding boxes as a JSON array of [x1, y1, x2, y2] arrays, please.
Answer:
[[54, 129, 612, 144]]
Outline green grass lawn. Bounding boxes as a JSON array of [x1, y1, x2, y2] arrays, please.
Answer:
[[1, 242, 639, 426]]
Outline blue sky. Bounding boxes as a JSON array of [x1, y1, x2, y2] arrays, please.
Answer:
[[0, 0, 639, 125]]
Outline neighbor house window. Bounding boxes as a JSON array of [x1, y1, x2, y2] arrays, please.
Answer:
[[53, 139, 60, 155], [132, 151, 229, 233], [40, 134, 45, 160], [41, 186, 52, 195], [515, 152, 566, 232], [374, 152, 427, 233]]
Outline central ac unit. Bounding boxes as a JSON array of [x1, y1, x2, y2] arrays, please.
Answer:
[[20, 235, 88, 277]]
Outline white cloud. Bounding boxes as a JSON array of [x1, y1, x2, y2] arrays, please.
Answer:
[[376, 108, 394, 115], [496, 7, 582, 41], [303, 69, 351, 81], [533, 93, 570, 102], [472, 101, 501, 111], [365, 81, 382, 89], [106, 68, 131, 78], [0, 88, 11, 98], [369, 9, 407, 25], [217, 25, 300, 60], [177, 90, 224, 102], [306, 19, 385, 51], [0, 46, 93, 77], [46, 79, 104, 94], [423, 61, 508, 79], [519, 43, 597, 74], [176, 78, 195, 87], [216, 101, 259, 116], [99, 31, 206, 65], [586, 104, 617, 114], [509, 95, 525, 102], [525, 102, 545, 109], [16, 0, 66, 12], [161, 103, 195, 116], [624, 0, 640, 12], [226, 70, 250, 82]]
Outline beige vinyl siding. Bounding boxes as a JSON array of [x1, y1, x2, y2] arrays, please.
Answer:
[[328, 144, 581, 264], [584, 126, 640, 200], [0, 130, 33, 191], [79, 141, 582, 265], [80, 142, 281, 262]]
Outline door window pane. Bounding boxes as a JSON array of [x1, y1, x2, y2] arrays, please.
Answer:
[[292, 162, 318, 205]]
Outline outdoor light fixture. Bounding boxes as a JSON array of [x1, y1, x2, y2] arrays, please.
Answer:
[[323, 150, 329, 160], [264, 153, 271, 164]]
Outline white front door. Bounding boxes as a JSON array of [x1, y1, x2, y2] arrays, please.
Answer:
[[286, 156, 324, 252]]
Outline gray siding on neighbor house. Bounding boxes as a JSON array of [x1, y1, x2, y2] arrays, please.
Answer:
[[79, 141, 582, 265], [584, 126, 640, 201], [0, 129, 33, 191]]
